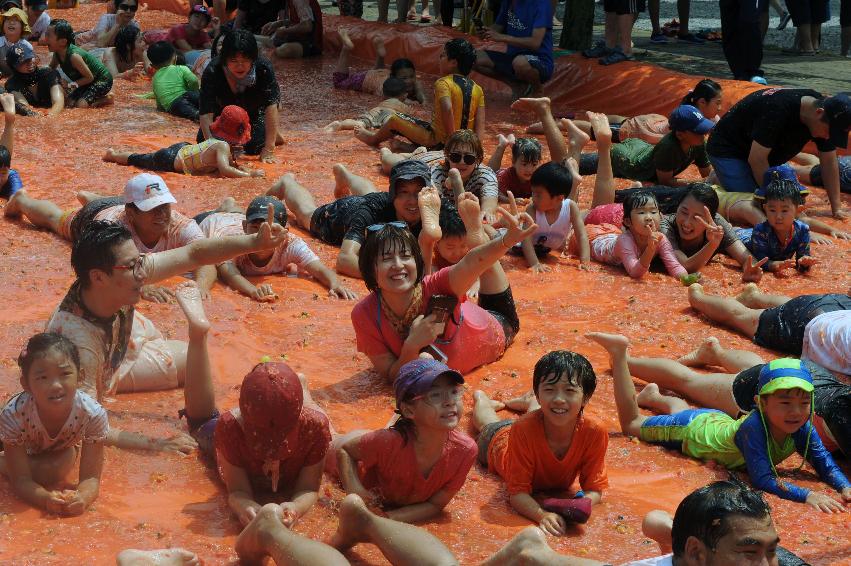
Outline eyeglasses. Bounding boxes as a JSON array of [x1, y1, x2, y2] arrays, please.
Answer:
[[411, 385, 466, 407], [118, 3, 138, 11], [448, 152, 477, 165], [112, 254, 147, 280], [367, 221, 408, 232]]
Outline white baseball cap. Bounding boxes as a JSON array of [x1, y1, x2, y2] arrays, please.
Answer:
[[123, 173, 177, 212]]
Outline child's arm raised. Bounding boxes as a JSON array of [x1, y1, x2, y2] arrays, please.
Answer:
[[487, 134, 514, 172], [569, 200, 592, 269], [60, 440, 104, 516], [2, 444, 69, 513], [302, 259, 358, 300], [218, 262, 278, 302]]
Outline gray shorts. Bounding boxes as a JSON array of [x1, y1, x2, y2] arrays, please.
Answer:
[[476, 418, 513, 466]]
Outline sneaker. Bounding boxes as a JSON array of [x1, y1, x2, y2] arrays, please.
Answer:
[[777, 11, 791, 30], [650, 32, 669, 44], [582, 40, 611, 58], [750, 76, 768, 85], [677, 33, 705, 44], [599, 47, 635, 65]]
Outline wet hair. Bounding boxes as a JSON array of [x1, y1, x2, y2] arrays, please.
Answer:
[[532, 350, 597, 399], [444, 38, 476, 75], [0, 145, 10, 168], [211, 28, 229, 58], [49, 19, 75, 46], [439, 199, 466, 239], [358, 224, 425, 292], [219, 28, 258, 63], [444, 129, 484, 162], [114, 25, 141, 63], [511, 137, 543, 163], [677, 182, 719, 217], [761, 179, 804, 206], [382, 76, 407, 98], [622, 190, 659, 224], [681, 79, 722, 107], [71, 220, 134, 288], [390, 58, 415, 76], [671, 477, 772, 557], [530, 161, 573, 198], [18, 332, 81, 382], [147, 41, 175, 68]]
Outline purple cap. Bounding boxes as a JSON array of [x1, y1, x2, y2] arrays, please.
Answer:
[[823, 93, 851, 149], [756, 164, 810, 198], [668, 104, 715, 134], [394, 358, 464, 407]]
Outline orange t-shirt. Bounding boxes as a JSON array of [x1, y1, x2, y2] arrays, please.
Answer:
[[487, 411, 609, 496]]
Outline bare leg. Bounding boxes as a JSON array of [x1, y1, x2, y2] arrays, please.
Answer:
[[635, 383, 691, 414], [457, 193, 509, 295], [354, 119, 396, 147], [560, 119, 591, 163], [175, 283, 216, 422], [3, 190, 66, 235], [333, 163, 378, 199], [103, 148, 132, 165], [734, 283, 790, 309], [587, 113, 615, 209], [76, 190, 109, 205], [213, 197, 241, 214], [266, 174, 318, 230], [586, 333, 647, 437], [329, 494, 459, 565], [481, 526, 608, 566], [677, 336, 765, 372], [115, 548, 200, 566], [380, 147, 414, 174], [687, 284, 762, 339], [472, 390, 502, 432], [236, 504, 349, 566], [510, 97, 569, 163], [642, 510, 673, 554], [335, 28, 354, 75], [373, 36, 387, 68], [616, 14, 634, 55], [324, 119, 367, 133], [503, 390, 540, 413]]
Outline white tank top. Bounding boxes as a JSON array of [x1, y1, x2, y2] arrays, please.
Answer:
[[531, 199, 573, 251]]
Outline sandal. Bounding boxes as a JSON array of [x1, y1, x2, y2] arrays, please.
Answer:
[[582, 40, 611, 58], [419, 14, 432, 22], [599, 48, 634, 65]]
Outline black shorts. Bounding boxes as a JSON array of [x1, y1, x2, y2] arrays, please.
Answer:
[[482, 50, 554, 84], [68, 77, 113, 105], [193, 210, 215, 225], [5, 68, 61, 108], [69, 196, 125, 243], [753, 294, 851, 355], [127, 142, 189, 173], [603, 0, 646, 15], [309, 197, 360, 247], [181, 408, 220, 460], [476, 419, 513, 465], [273, 37, 322, 57], [786, 0, 830, 26], [478, 286, 520, 347]]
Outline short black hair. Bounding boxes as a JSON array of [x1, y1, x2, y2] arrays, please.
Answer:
[[511, 137, 542, 163], [390, 58, 415, 75], [147, 41, 175, 68], [439, 199, 466, 239], [677, 182, 719, 217], [219, 28, 258, 63], [0, 145, 10, 168], [530, 161, 573, 198], [382, 76, 407, 98], [49, 19, 75, 45], [113, 0, 137, 9], [444, 38, 476, 75], [672, 477, 772, 557], [18, 332, 81, 382], [762, 179, 804, 206], [532, 351, 597, 400], [623, 190, 658, 224], [211, 28, 229, 58], [71, 220, 133, 288], [358, 224, 425, 292], [114, 25, 140, 63]]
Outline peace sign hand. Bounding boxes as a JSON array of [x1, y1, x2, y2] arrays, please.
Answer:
[[741, 256, 767, 283], [695, 206, 724, 246]]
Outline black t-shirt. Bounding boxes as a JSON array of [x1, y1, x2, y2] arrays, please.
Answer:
[[707, 88, 835, 164], [5, 67, 60, 108], [199, 57, 280, 122], [237, 0, 283, 33], [312, 192, 422, 246]]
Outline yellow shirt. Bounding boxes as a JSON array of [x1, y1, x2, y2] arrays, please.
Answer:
[[176, 139, 224, 175], [432, 74, 485, 144]]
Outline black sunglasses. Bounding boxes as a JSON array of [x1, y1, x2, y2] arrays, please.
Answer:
[[367, 221, 407, 232], [448, 152, 477, 165], [118, 3, 138, 11]]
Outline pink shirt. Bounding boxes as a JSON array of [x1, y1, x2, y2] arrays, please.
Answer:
[[96, 206, 204, 253], [592, 230, 687, 279], [356, 428, 476, 506], [351, 268, 506, 374]]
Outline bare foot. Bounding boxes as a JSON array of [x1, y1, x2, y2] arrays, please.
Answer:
[[457, 192, 488, 247], [503, 390, 538, 412], [215, 196, 239, 213], [417, 186, 442, 242], [175, 282, 210, 338], [473, 389, 506, 413], [497, 133, 515, 147], [103, 148, 119, 163], [3, 189, 24, 218], [338, 28, 354, 51], [687, 283, 705, 307], [353, 125, 378, 146], [76, 190, 104, 205], [0, 92, 15, 114], [323, 120, 342, 133], [329, 494, 375, 551], [266, 173, 295, 200], [677, 337, 722, 367], [486, 527, 549, 564], [735, 282, 761, 307], [447, 167, 465, 200], [586, 332, 630, 356], [510, 96, 551, 116], [635, 383, 663, 409], [234, 504, 284, 565], [115, 548, 200, 566], [372, 36, 386, 59], [91, 93, 114, 108], [561, 118, 591, 151], [332, 163, 352, 199], [411, 146, 428, 156], [587, 112, 612, 146]]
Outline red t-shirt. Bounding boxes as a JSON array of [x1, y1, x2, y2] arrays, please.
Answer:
[[488, 411, 609, 496], [168, 24, 209, 49], [356, 428, 476, 505], [351, 268, 506, 374], [213, 407, 331, 493], [497, 166, 532, 199]]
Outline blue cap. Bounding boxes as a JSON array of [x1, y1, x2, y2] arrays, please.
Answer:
[[755, 164, 810, 199], [823, 93, 851, 149], [668, 105, 715, 134], [6, 42, 33, 69], [757, 359, 814, 396], [394, 358, 463, 408]]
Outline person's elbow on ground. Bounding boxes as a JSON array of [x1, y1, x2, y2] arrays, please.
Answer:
[[336, 240, 362, 278]]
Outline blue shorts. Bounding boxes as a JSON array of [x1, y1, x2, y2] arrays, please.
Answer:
[[639, 408, 724, 450], [182, 408, 220, 459], [483, 50, 553, 84], [708, 155, 759, 192], [810, 156, 851, 194]]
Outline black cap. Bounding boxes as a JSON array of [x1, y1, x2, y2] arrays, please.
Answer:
[[389, 159, 431, 199], [27, 0, 47, 9], [823, 93, 851, 149], [245, 195, 287, 226], [2, 0, 22, 8]]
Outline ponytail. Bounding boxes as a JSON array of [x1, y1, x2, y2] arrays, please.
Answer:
[[681, 79, 722, 107]]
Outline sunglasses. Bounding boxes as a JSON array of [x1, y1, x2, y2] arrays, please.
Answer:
[[118, 3, 138, 11], [367, 221, 407, 232], [448, 152, 477, 165]]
